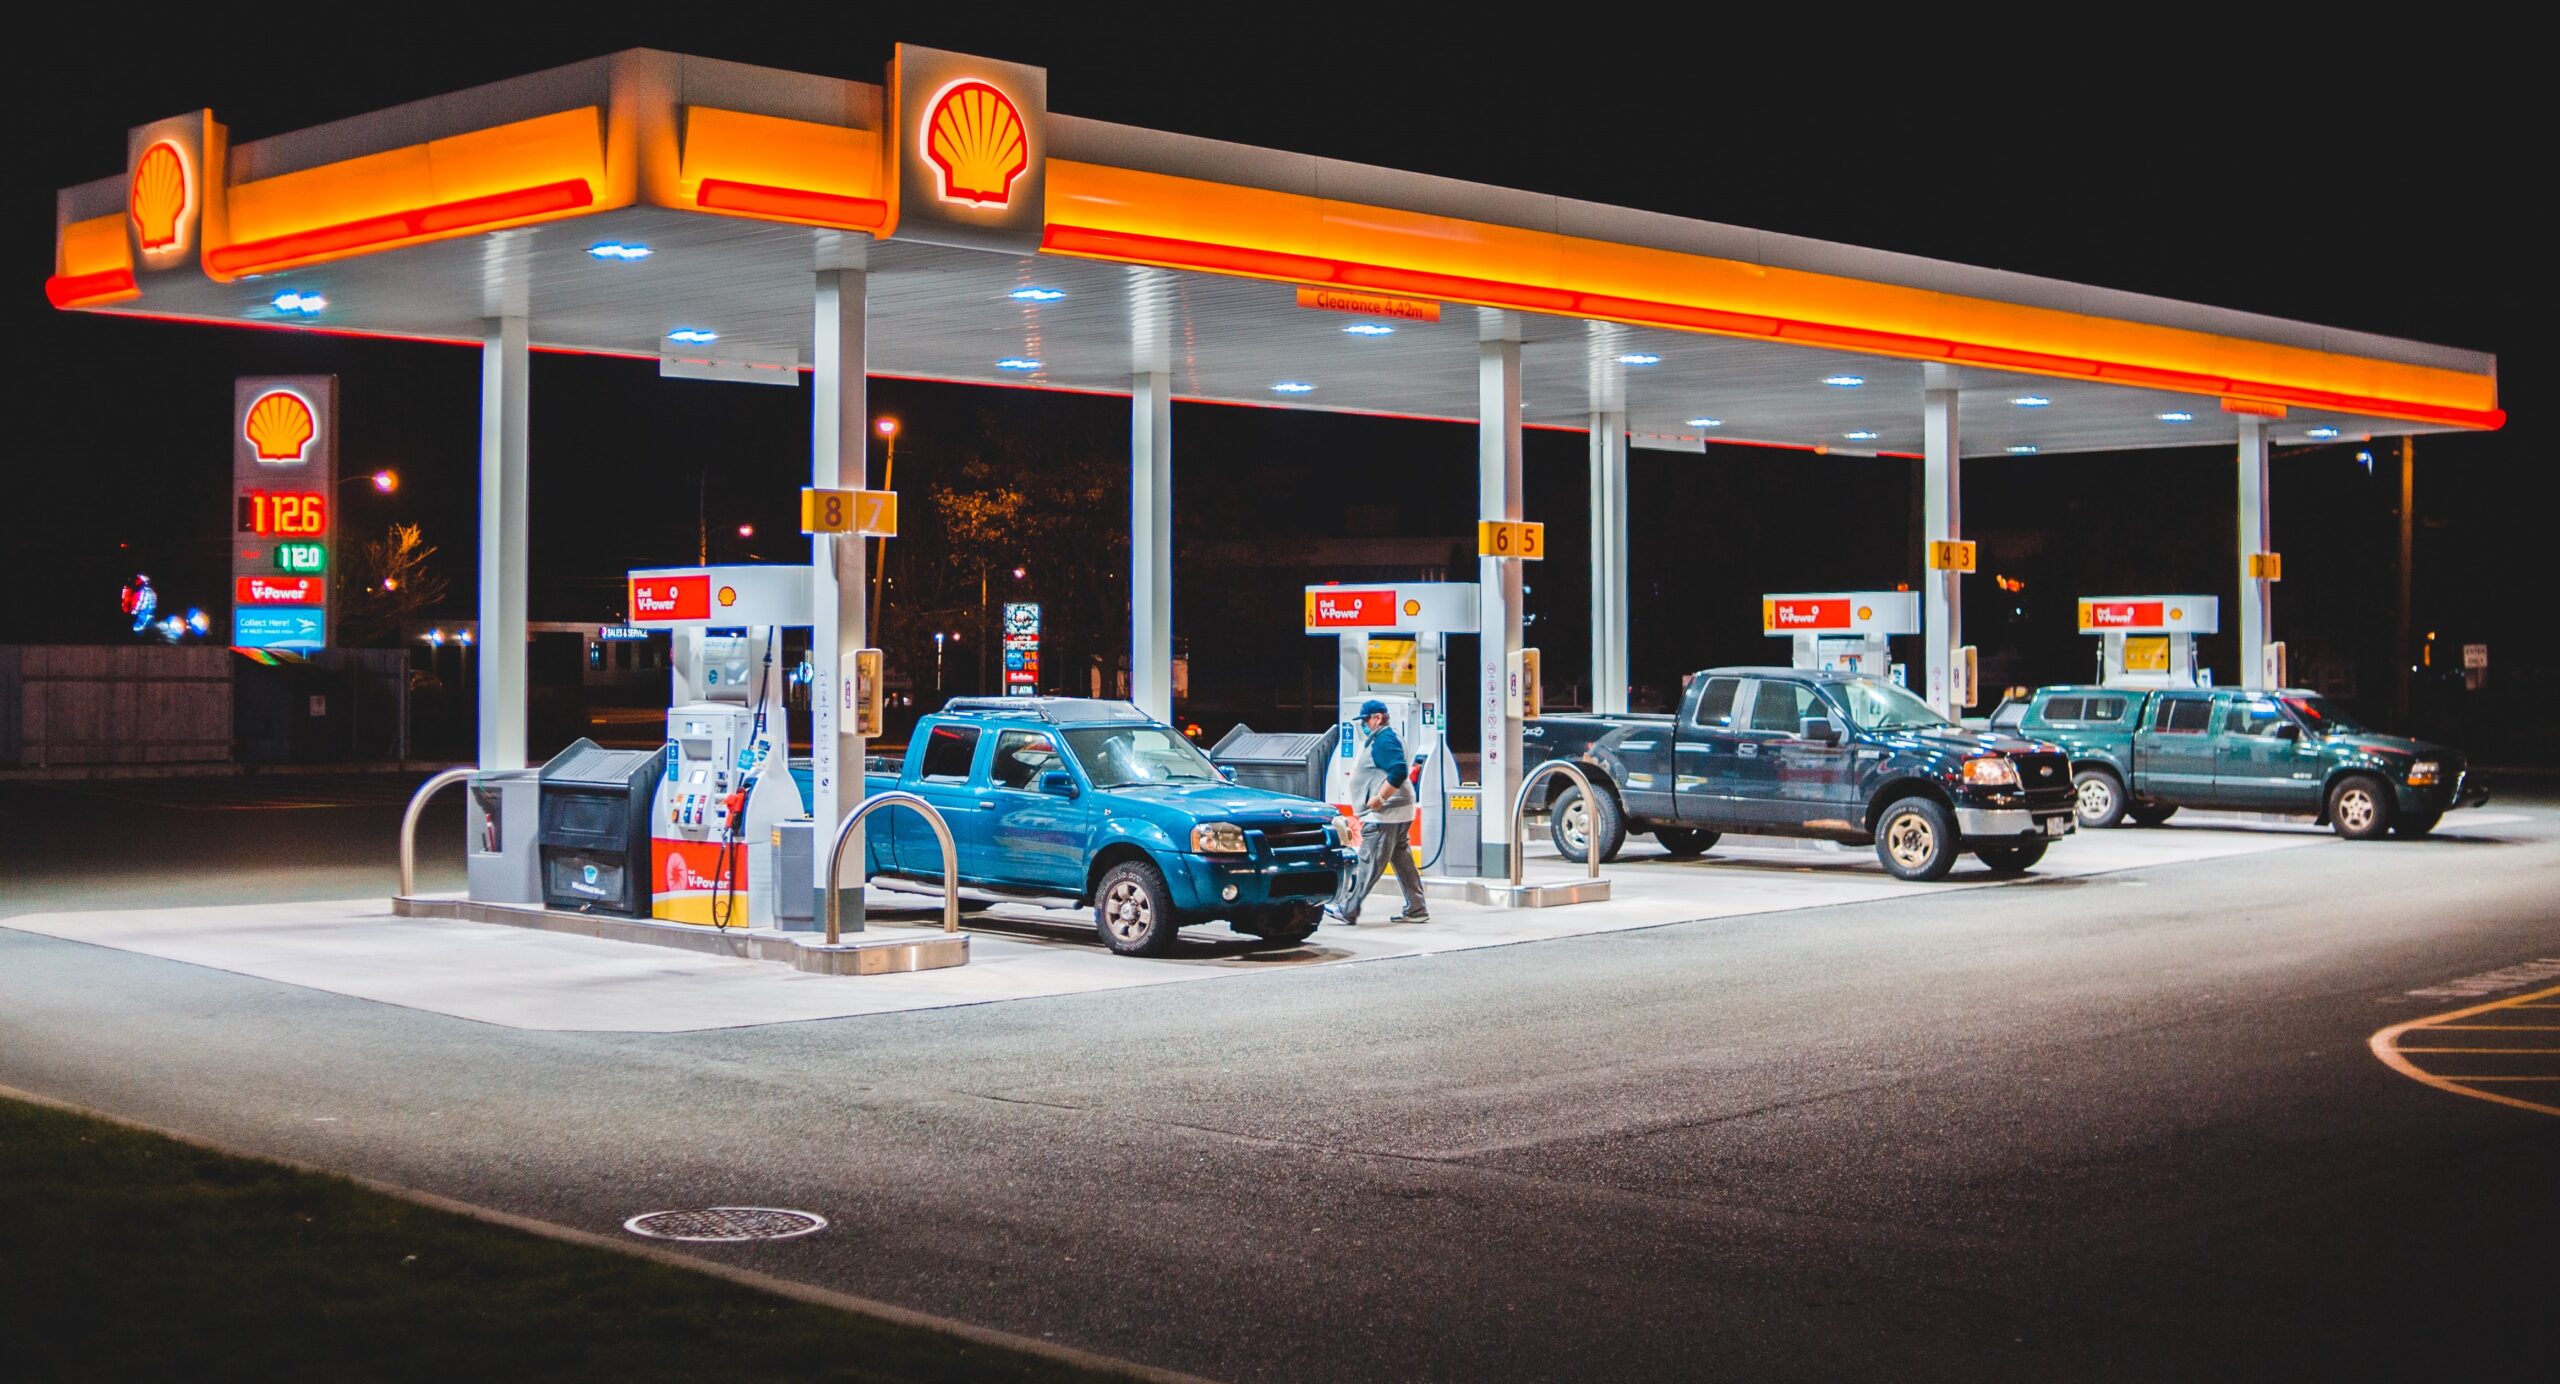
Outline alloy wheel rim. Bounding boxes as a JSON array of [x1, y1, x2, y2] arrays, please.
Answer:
[[2340, 789, 2376, 832], [1561, 800, 1589, 852], [1103, 880, 1151, 942], [1887, 813, 1934, 868], [2077, 777, 2112, 819]]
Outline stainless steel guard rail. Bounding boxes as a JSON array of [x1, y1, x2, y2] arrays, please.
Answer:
[[398, 766, 480, 897], [1512, 761, 1605, 887], [825, 791, 960, 944]]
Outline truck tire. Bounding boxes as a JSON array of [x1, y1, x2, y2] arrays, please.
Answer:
[[2329, 775, 2394, 840], [1875, 795, 1958, 882], [1093, 858, 1182, 956], [2395, 810, 2443, 838], [2071, 766, 2128, 829], [1552, 784, 1625, 865], [1653, 827, 1719, 858], [1973, 840, 2049, 875], [1235, 901, 1323, 946], [2126, 804, 2179, 828]]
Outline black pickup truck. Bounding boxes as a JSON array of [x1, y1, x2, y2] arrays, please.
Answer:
[[1522, 667, 2077, 880]]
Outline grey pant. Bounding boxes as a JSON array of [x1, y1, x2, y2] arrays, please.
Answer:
[[1338, 818, 1426, 921]]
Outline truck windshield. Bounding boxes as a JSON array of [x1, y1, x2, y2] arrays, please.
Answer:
[[1066, 726, 1224, 787], [2279, 695, 2367, 734], [1837, 678, 1951, 731]]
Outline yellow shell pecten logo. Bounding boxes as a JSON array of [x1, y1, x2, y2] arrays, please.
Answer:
[[130, 141, 189, 251], [244, 391, 316, 464], [923, 79, 1029, 206]]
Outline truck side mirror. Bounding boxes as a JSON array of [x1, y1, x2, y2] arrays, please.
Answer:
[[1217, 764, 1237, 782], [1800, 716, 1842, 744], [1039, 770, 1080, 798]]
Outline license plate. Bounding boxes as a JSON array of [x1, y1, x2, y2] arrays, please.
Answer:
[[2044, 817, 2069, 837]]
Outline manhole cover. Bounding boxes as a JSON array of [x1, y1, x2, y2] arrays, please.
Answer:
[[622, 1207, 828, 1242]]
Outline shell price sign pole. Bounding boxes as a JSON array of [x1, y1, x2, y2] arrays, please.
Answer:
[[231, 376, 336, 650]]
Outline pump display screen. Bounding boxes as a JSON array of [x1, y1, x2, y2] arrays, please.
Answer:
[[239, 490, 327, 536]]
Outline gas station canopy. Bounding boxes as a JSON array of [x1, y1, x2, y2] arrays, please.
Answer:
[[51, 49, 2500, 458]]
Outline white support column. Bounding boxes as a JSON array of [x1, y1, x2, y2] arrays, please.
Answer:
[[1588, 411, 1629, 714], [1131, 370, 1173, 719], [1921, 386, 1963, 714], [811, 269, 869, 925], [1478, 325, 1525, 877], [476, 316, 529, 769], [2236, 415, 2272, 688]]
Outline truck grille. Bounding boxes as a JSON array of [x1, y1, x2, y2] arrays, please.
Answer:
[[1257, 825, 1331, 851]]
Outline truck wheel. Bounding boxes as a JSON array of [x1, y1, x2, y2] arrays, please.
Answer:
[[2395, 810, 2443, 839], [1235, 901, 1322, 946], [1093, 859, 1182, 956], [1653, 827, 1719, 858], [2071, 766, 2127, 829], [1974, 840, 2049, 875], [2329, 775, 2394, 840], [1551, 784, 1625, 865], [2126, 804, 2179, 828], [1875, 796, 1958, 882]]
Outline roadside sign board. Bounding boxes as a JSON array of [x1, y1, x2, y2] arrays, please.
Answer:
[[2463, 644, 2488, 669], [230, 375, 334, 650]]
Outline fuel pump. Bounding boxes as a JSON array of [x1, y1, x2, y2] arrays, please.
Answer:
[[1762, 591, 1919, 683], [2078, 595, 2217, 688], [1303, 582, 1479, 873], [625, 565, 813, 927]]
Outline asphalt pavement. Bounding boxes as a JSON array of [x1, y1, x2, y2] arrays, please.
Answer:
[[3, 776, 2555, 1381]]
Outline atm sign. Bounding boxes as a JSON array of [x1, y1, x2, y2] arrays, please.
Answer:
[[236, 575, 323, 606], [1765, 598, 1852, 632], [2083, 601, 2165, 631], [1306, 589, 1397, 628], [630, 575, 710, 622]]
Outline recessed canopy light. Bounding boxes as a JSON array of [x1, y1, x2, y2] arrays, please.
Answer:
[[1618, 352, 1661, 366], [2157, 411, 2195, 423], [587, 242, 652, 261], [1685, 417, 1723, 429], [271, 291, 326, 314], [1009, 286, 1066, 302], [2007, 444, 2040, 455], [1844, 430, 1881, 441], [996, 357, 1042, 371], [2306, 426, 2341, 439], [667, 328, 718, 344], [1271, 381, 1317, 394], [1343, 323, 1396, 336], [2012, 395, 2051, 408], [1822, 375, 1865, 388]]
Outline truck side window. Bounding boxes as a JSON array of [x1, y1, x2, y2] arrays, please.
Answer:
[[2085, 696, 2128, 722], [919, 724, 982, 783], [2042, 696, 2086, 723], [2156, 697, 2213, 734], [1691, 677, 1741, 729], [988, 730, 1059, 789], [1748, 682, 1819, 734], [2226, 699, 2287, 736]]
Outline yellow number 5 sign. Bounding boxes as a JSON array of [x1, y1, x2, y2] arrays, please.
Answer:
[[1477, 520, 1545, 559], [800, 488, 898, 536]]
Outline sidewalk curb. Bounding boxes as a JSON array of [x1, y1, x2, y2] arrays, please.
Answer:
[[0, 1081, 1217, 1384]]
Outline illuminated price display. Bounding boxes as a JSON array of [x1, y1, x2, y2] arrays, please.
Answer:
[[272, 542, 327, 573], [238, 490, 328, 536]]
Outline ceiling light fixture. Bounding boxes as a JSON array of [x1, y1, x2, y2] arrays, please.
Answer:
[[667, 328, 718, 345], [996, 357, 1042, 371], [1823, 375, 1865, 388], [2157, 411, 2195, 423], [1844, 430, 1881, 441], [2306, 426, 2341, 439], [587, 242, 652, 261], [1686, 417, 1723, 429], [1343, 323, 1396, 336], [1618, 352, 1661, 366], [2012, 395, 2051, 408], [1271, 381, 1317, 394], [1009, 286, 1066, 302], [2007, 444, 2040, 455]]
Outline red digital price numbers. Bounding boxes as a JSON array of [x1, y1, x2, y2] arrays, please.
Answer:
[[239, 490, 327, 536]]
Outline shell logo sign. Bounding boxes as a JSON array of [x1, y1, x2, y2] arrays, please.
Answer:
[[129, 141, 189, 251], [923, 80, 1030, 206], [243, 390, 318, 463]]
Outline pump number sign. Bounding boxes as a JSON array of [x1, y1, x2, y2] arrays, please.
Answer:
[[1477, 520, 1545, 559], [800, 488, 898, 535], [1927, 539, 1977, 572]]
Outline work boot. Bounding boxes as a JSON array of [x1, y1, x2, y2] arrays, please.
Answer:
[[1389, 908, 1430, 924]]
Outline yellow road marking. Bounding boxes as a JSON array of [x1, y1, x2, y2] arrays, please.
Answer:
[[2393, 1047, 2560, 1055], [2371, 981, 2560, 1118], [2419, 1024, 2560, 1030]]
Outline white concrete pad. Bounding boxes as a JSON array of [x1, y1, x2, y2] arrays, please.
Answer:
[[8, 816, 2511, 1033]]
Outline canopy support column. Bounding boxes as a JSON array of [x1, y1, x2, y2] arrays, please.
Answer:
[[1478, 323, 1525, 877], [1589, 411, 1628, 714], [476, 315, 528, 769], [811, 268, 869, 928], [1922, 386, 1963, 714], [2237, 414, 2273, 688], [1132, 370, 1173, 720]]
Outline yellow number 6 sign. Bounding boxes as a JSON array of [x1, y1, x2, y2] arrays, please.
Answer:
[[1477, 520, 1545, 560]]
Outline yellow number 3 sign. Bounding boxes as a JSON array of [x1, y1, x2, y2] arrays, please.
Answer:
[[1477, 520, 1545, 559], [800, 488, 898, 536]]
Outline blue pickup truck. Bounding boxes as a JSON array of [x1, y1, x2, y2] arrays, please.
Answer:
[[859, 698, 1350, 955]]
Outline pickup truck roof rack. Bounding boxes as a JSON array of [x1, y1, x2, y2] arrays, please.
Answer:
[[938, 697, 1155, 725]]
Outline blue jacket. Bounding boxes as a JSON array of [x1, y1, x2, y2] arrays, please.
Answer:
[[1369, 725, 1410, 789]]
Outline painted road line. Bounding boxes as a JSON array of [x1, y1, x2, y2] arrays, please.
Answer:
[[2403, 957, 2560, 999], [2370, 981, 2560, 1119]]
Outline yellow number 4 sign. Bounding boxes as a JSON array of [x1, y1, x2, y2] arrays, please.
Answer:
[[1477, 520, 1545, 559], [801, 488, 898, 536], [1927, 539, 1977, 572]]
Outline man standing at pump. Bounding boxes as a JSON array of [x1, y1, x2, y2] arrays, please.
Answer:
[[1332, 699, 1429, 926]]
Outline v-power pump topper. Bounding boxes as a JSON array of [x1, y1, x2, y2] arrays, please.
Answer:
[[1304, 582, 1479, 875]]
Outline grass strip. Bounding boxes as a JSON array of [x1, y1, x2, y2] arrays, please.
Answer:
[[0, 1096, 1133, 1383]]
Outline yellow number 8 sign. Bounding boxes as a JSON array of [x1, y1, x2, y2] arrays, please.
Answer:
[[800, 488, 898, 536], [1477, 519, 1545, 559]]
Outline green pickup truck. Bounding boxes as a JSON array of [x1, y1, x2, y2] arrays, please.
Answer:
[[1989, 685, 2486, 838]]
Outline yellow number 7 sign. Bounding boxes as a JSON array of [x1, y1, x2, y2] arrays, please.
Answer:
[[800, 488, 898, 536]]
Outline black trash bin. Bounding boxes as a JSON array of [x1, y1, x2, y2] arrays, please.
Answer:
[[1207, 724, 1334, 802], [537, 738, 661, 916]]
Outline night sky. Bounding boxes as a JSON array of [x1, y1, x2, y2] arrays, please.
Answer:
[[14, 15, 2541, 753]]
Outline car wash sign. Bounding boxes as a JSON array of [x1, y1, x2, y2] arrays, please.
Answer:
[[230, 376, 335, 650]]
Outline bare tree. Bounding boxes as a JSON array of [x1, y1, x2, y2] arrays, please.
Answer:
[[338, 522, 452, 646]]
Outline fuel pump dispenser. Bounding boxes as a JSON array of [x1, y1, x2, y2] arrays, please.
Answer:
[[1303, 582, 1479, 876], [2078, 595, 2218, 688], [1762, 591, 1920, 684], [625, 565, 812, 927]]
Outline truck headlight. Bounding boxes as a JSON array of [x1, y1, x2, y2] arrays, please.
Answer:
[[1962, 756, 2020, 787], [1191, 822, 1249, 854], [2407, 759, 2440, 786]]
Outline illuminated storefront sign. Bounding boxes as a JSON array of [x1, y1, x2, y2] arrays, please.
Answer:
[[243, 390, 319, 463]]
